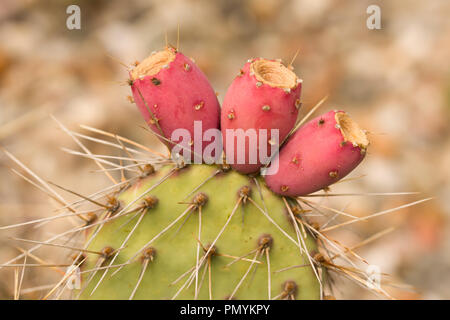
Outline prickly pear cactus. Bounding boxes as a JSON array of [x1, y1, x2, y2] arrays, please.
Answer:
[[79, 164, 320, 300], [2, 45, 426, 301]]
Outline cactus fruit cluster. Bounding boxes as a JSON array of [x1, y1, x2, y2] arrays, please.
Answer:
[[4, 44, 426, 301]]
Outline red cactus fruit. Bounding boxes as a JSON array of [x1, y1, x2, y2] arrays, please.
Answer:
[[130, 47, 221, 161], [221, 58, 302, 174], [265, 110, 369, 196]]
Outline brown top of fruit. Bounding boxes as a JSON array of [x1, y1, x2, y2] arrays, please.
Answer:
[[130, 48, 176, 80], [335, 111, 369, 149], [251, 59, 298, 89]]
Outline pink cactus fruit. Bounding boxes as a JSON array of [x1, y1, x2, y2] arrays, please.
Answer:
[[221, 58, 302, 174], [265, 110, 369, 196], [130, 46, 221, 160]]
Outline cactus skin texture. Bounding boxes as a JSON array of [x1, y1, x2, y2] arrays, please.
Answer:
[[130, 47, 221, 157], [221, 58, 302, 174], [265, 110, 369, 197], [79, 164, 320, 300]]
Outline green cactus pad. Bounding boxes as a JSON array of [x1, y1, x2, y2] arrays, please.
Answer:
[[79, 164, 320, 300]]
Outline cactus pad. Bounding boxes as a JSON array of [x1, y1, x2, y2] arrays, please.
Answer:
[[79, 164, 320, 300]]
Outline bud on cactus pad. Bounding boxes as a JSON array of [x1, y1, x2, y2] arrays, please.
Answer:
[[265, 110, 369, 196], [221, 58, 302, 174], [130, 47, 221, 158]]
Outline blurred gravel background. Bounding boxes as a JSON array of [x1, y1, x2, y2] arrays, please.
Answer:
[[0, 0, 449, 299]]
